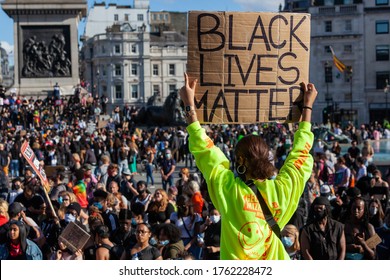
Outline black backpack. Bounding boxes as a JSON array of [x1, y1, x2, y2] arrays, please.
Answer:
[[98, 243, 124, 260]]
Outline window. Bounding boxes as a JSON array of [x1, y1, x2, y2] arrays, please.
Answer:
[[169, 84, 177, 95], [325, 66, 333, 83], [125, 14, 129, 21], [345, 20, 352, 32], [377, 72, 390, 89], [153, 85, 160, 96], [324, 0, 334, 6], [325, 21, 332, 32], [102, 66, 106, 76], [153, 14, 157, 21], [131, 63, 138, 76], [344, 45, 352, 53], [152, 64, 159, 76], [376, 21, 389, 34], [114, 45, 121, 54], [137, 14, 144, 21], [376, 0, 389, 5], [114, 14, 119, 21], [344, 0, 353, 4], [115, 65, 121, 76], [102, 45, 106, 54], [131, 85, 138, 99], [131, 44, 137, 53], [115, 85, 122, 99], [376, 45, 389, 61], [169, 64, 175, 76], [324, 46, 331, 53], [102, 85, 107, 94]]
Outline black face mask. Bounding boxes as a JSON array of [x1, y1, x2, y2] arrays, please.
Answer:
[[314, 209, 327, 220], [137, 189, 145, 195]]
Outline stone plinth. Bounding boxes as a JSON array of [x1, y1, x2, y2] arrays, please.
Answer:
[[1, 0, 87, 96]]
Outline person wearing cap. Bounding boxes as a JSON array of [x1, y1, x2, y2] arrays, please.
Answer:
[[300, 196, 346, 260], [120, 169, 138, 203], [62, 202, 86, 230]]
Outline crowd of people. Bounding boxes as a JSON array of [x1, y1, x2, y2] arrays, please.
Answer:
[[0, 81, 389, 260]]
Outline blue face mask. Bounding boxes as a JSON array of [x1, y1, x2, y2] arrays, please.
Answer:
[[93, 202, 103, 210], [131, 218, 138, 227], [58, 197, 63, 204], [281, 236, 294, 248], [65, 213, 76, 223], [384, 223, 390, 230], [159, 240, 169, 246], [149, 237, 157, 246]]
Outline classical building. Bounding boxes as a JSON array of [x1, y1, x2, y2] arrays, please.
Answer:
[[284, 0, 390, 125], [81, 0, 187, 108]]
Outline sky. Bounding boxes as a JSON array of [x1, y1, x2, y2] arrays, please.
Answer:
[[0, 0, 282, 63]]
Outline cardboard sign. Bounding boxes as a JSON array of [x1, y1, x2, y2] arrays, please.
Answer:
[[187, 11, 311, 124], [365, 233, 382, 249], [58, 222, 90, 253]]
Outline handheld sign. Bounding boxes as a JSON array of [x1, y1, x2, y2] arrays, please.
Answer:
[[187, 11, 311, 124], [59, 222, 90, 253]]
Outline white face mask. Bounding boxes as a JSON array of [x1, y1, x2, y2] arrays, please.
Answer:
[[210, 215, 221, 224], [370, 207, 378, 216]]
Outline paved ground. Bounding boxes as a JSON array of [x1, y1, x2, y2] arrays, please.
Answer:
[[131, 159, 197, 193]]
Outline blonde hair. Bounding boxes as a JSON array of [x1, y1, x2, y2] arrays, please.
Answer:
[[281, 224, 300, 251], [148, 188, 169, 213], [0, 199, 9, 220], [101, 155, 110, 164]]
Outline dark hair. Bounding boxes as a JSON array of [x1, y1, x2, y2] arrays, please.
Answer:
[[176, 195, 193, 218], [137, 222, 152, 232], [95, 225, 110, 239], [119, 209, 132, 220], [234, 135, 276, 180], [131, 202, 145, 216], [348, 197, 370, 227], [157, 223, 181, 243], [137, 180, 147, 189], [8, 220, 27, 252]]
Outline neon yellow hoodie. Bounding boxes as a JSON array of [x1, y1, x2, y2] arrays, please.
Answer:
[[187, 121, 314, 260]]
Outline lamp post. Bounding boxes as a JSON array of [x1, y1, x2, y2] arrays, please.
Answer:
[[384, 79, 389, 121], [96, 68, 100, 98], [347, 66, 353, 123], [324, 61, 333, 123]]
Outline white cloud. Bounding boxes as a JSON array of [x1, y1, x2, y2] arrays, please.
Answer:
[[233, 0, 282, 12], [0, 41, 14, 55]]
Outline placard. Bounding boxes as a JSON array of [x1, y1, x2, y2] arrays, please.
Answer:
[[58, 222, 91, 253], [187, 11, 311, 124]]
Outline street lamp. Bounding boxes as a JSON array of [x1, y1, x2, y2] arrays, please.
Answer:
[[324, 61, 333, 123], [96, 68, 100, 98], [347, 66, 353, 123], [384, 79, 389, 121]]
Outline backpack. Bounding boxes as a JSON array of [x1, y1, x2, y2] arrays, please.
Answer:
[[319, 162, 334, 184], [98, 243, 124, 260]]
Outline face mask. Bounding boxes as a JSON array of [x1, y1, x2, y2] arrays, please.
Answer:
[[149, 237, 157, 246], [281, 236, 294, 248], [93, 202, 103, 210], [58, 196, 63, 204], [383, 223, 390, 230], [131, 218, 138, 227], [370, 207, 378, 216], [314, 209, 327, 220], [159, 240, 169, 246], [65, 213, 76, 223], [137, 189, 145, 195], [210, 215, 221, 224], [165, 154, 171, 159]]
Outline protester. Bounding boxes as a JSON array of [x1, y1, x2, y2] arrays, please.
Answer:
[[179, 73, 317, 260]]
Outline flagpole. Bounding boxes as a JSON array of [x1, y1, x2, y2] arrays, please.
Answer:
[[349, 67, 353, 123]]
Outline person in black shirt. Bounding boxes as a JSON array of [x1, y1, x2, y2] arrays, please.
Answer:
[[300, 197, 346, 260]]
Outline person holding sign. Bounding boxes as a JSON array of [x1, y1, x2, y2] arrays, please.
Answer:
[[179, 73, 317, 260]]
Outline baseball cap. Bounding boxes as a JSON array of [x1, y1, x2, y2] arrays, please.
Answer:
[[9, 202, 26, 216]]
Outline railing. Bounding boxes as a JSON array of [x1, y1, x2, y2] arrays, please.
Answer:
[[340, 5, 357, 14], [319, 6, 335, 15]]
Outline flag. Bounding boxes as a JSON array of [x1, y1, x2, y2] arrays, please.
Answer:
[[329, 46, 346, 72]]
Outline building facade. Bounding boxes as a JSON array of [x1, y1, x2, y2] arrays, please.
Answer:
[[81, 0, 187, 109], [286, 0, 390, 125], [0, 44, 14, 88]]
